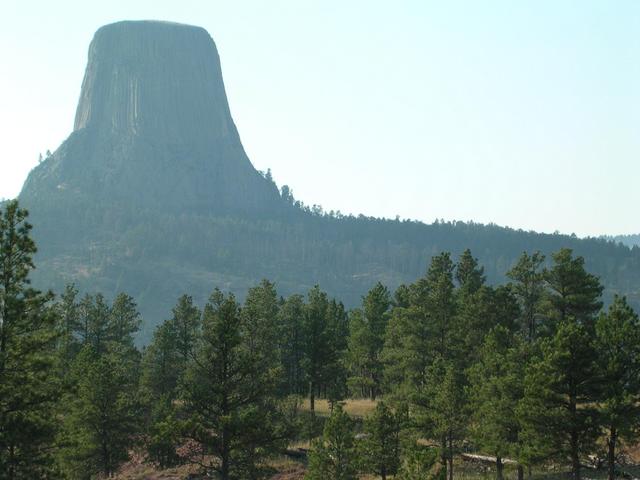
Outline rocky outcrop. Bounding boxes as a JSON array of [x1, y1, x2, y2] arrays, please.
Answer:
[[21, 20, 284, 216]]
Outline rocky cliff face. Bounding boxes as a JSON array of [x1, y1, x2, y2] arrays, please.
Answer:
[[21, 21, 283, 215]]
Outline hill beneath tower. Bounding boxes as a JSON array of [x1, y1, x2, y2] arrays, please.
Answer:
[[18, 21, 640, 340]]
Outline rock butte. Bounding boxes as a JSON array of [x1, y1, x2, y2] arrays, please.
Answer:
[[21, 20, 284, 215]]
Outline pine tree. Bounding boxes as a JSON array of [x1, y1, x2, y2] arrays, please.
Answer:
[[425, 253, 457, 359], [301, 286, 331, 413], [140, 320, 183, 467], [324, 299, 349, 408], [382, 254, 457, 397], [305, 405, 358, 480], [109, 292, 141, 349], [456, 284, 517, 367], [468, 326, 525, 480], [141, 321, 180, 399], [414, 357, 467, 480], [381, 285, 415, 399], [78, 293, 111, 355], [59, 347, 140, 478], [181, 289, 286, 479], [360, 401, 402, 480], [519, 319, 600, 480], [169, 294, 201, 377], [348, 283, 390, 399], [0, 200, 58, 478], [455, 248, 485, 295], [595, 296, 640, 480], [243, 280, 280, 362], [278, 294, 306, 396], [55, 284, 81, 377], [58, 293, 142, 477], [543, 248, 603, 334], [347, 309, 377, 397], [507, 251, 546, 341]]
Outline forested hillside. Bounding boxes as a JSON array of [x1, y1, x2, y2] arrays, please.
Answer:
[[3, 199, 640, 480], [22, 183, 640, 341], [611, 234, 640, 248]]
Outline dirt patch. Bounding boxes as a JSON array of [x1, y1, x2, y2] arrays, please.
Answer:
[[269, 463, 306, 480]]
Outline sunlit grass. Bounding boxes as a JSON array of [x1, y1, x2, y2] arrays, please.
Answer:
[[300, 398, 378, 418]]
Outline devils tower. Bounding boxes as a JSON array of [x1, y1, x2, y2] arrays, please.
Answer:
[[17, 21, 640, 339], [21, 21, 285, 217]]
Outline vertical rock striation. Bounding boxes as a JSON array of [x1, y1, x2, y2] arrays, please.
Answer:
[[21, 20, 283, 215]]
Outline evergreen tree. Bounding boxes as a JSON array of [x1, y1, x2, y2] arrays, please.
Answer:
[[301, 286, 331, 413], [381, 285, 415, 398], [382, 254, 457, 397], [55, 284, 81, 377], [181, 289, 286, 479], [305, 405, 358, 480], [242, 279, 280, 368], [414, 357, 467, 480], [278, 294, 306, 396], [507, 251, 546, 341], [170, 294, 201, 377], [141, 321, 180, 399], [58, 292, 142, 477], [348, 283, 390, 399], [59, 347, 140, 478], [145, 397, 182, 469], [360, 401, 402, 480], [519, 319, 600, 480], [140, 320, 182, 467], [324, 299, 349, 408], [425, 253, 457, 359], [468, 326, 525, 480], [543, 248, 603, 334], [347, 309, 377, 397], [78, 293, 111, 355], [0, 200, 58, 478], [455, 248, 485, 295], [109, 293, 141, 349], [595, 296, 640, 480]]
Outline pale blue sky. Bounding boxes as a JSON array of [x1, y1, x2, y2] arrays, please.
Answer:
[[1, 1, 638, 237]]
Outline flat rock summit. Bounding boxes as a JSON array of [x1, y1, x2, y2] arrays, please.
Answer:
[[17, 21, 640, 340], [22, 21, 284, 216]]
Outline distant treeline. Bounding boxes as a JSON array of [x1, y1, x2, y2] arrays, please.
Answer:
[[2, 199, 640, 480], [17, 174, 640, 343], [607, 233, 640, 248]]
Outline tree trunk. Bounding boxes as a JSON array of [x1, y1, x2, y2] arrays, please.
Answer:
[[448, 433, 454, 480], [571, 429, 581, 480], [381, 465, 387, 480], [8, 443, 15, 480], [221, 426, 230, 480], [517, 464, 524, 480], [309, 381, 315, 413], [608, 426, 617, 480], [496, 456, 504, 480], [441, 435, 448, 478]]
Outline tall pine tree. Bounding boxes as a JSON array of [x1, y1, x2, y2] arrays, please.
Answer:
[[0, 201, 58, 478]]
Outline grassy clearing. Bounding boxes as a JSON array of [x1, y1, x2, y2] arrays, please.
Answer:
[[300, 398, 378, 418]]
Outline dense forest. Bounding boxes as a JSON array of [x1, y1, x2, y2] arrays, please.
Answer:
[[3, 199, 640, 480], [610, 234, 640, 248], [18, 172, 640, 343]]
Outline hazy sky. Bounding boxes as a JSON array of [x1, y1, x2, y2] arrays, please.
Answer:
[[1, 1, 638, 237]]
